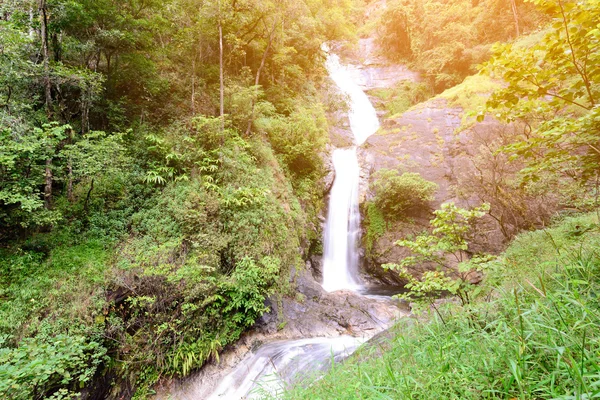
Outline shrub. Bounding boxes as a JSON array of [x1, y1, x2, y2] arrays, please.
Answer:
[[0, 334, 107, 400], [369, 81, 433, 117], [385, 202, 491, 316], [371, 169, 438, 219]]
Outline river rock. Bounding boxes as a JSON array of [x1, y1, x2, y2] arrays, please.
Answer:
[[337, 38, 421, 91]]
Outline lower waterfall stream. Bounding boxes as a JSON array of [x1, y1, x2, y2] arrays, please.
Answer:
[[205, 336, 364, 399], [173, 49, 389, 400]]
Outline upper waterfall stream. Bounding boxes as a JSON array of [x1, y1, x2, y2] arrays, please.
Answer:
[[326, 53, 380, 147], [322, 52, 380, 292]]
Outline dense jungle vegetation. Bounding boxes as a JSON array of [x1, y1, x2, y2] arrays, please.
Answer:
[[1, 0, 600, 398], [0, 0, 359, 398]]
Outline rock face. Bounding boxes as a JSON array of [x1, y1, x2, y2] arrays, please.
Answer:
[[363, 98, 467, 204], [359, 95, 504, 276], [153, 269, 408, 400], [341, 38, 421, 91]]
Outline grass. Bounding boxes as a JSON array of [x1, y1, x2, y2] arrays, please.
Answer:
[[0, 234, 110, 342], [437, 74, 502, 112], [282, 212, 600, 399]]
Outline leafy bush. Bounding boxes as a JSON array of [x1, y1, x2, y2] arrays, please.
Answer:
[[369, 81, 433, 117], [256, 102, 328, 181], [0, 334, 107, 400], [371, 169, 438, 219], [385, 202, 490, 317]]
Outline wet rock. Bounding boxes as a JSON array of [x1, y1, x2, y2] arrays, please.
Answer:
[[308, 256, 323, 283], [297, 266, 323, 301], [253, 298, 278, 335], [154, 269, 408, 400]]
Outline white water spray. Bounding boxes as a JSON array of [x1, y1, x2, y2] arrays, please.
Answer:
[[206, 336, 363, 399], [321, 50, 380, 292]]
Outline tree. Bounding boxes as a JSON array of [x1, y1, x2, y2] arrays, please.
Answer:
[[62, 131, 128, 212], [484, 0, 600, 208], [377, 0, 544, 90], [384, 203, 490, 320], [0, 123, 67, 232]]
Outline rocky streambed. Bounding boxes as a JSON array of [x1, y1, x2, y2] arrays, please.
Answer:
[[154, 269, 409, 399]]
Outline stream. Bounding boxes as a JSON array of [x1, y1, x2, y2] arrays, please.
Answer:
[[165, 48, 392, 400]]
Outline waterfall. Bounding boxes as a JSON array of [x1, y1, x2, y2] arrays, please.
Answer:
[[326, 52, 380, 146], [321, 51, 380, 292]]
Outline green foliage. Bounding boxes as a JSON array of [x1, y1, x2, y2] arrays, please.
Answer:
[[151, 256, 280, 379], [484, 0, 600, 210], [0, 123, 68, 230], [385, 203, 490, 311], [438, 74, 502, 112], [363, 201, 387, 255], [371, 169, 438, 220], [0, 238, 110, 342], [256, 101, 329, 181], [283, 212, 600, 400], [368, 81, 433, 117], [63, 131, 129, 184], [377, 0, 545, 91], [99, 131, 308, 394], [0, 334, 107, 400]]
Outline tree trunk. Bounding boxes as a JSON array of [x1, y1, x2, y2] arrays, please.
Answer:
[[44, 158, 53, 209], [40, 0, 54, 210], [219, 18, 225, 131], [191, 55, 196, 114], [29, 7, 35, 39], [84, 178, 94, 213], [39, 0, 52, 113], [510, 0, 520, 38], [245, 26, 275, 136], [67, 159, 74, 203]]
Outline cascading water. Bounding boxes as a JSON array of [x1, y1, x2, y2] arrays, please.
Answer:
[[326, 52, 380, 147], [206, 336, 363, 399], [321, 148, 361, 291], [321, 51, 380, 292]]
